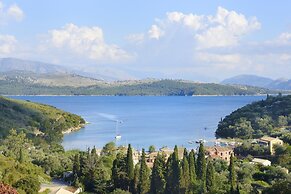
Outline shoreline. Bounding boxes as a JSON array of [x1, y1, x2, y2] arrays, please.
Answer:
[[62, 123, 86, 134], [3, 94, 271, 97]]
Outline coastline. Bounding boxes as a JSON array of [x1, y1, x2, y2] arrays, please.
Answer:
[[62, 123, 86, 134], [3, 94, 271, 97]]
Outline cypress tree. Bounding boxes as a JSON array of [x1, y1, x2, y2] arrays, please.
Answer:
[[183, 148, 188, 159], [112, 153, 128, 190], [133, 164, 140, 194], [189, 149, 197, 193], [189, 149, 196, 183], [138, 149, 150, 194], [206, 159, 215, 193], [197, 143, 206, 193], [126, 144, 134, 191], [18, 148, 24, 163], [150, 153, 166, 194], [180, 149, 190, 194], [73, 154, 81, 176], [229, 154, 236, 194], [72, 153, 81, 187], [165, 145, 180, 194]]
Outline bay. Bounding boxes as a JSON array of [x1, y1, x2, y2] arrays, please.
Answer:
[[10, 96, 265, 150]]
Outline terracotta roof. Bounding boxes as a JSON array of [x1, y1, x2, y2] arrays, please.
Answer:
[[205, 146, 233, 152]]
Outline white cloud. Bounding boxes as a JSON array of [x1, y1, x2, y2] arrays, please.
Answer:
[[148, 25, 164, 40], [44, 23, 132, 63], [124, 7, 290, 80], [277, 32, 291, 44], [7, 4, 24, 21], [167, 12, 205, 30], [0, 34, 17, 55], [0, 1, 24, 23], [195, 6, 260, 48]]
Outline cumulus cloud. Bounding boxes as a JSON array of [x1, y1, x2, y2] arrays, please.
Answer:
[[124, 7, 261, 79], [43, 23, 132, 63], [0, 1, 24, 23], [0, 34, 17, 55], [148, 25, 164, 40]]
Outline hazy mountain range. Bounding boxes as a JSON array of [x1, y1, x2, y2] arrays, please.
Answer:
[[0, 58, 290, 92], [221, 75, 291, 90]]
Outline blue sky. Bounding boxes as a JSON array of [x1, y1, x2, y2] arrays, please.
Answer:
[[0, 0, 291, 81]]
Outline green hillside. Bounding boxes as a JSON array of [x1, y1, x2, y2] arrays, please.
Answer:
[[0, 96, 85, 141], [0, 79, 278, 96], [216, 95, 291, 139]]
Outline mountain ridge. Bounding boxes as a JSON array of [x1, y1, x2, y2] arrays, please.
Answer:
[[222, 74, 291, 90]]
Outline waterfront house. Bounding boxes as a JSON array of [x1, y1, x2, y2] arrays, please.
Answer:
[[205, 146, 234, 162], [258, 136, 283, 155]]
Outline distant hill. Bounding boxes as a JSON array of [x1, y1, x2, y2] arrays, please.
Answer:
[[0, 71, 104, 87], [222, 74, 291, 90], [267, 79, 291, 90], [0, 96, 85, 139], [221, 75, 274, 88], [0, 74, 278, 95], [0, 58, 69, 74]]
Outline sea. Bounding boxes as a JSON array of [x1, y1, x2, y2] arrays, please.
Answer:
[[10, 96, 265, 151]]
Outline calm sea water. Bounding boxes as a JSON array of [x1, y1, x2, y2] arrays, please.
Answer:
[[10, 96, 265, 150]]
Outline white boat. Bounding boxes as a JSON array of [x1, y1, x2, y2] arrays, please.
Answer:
[[115, 120, 122, 140]]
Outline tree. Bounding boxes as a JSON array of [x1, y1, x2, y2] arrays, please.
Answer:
[[165, 145, 180, 194], [133, 164, 140, 194], [149, 145, 156, 153], [189, 149, 197, 193], [180, 149, 190, 193], [126, 144, 134, 192], [13, 176, 40, 194], [150, 153, 166, 194], [112, 153, 128, 191], [72, 153, 81, 187], [138, 149, 150, 194], [206, 159, 215, 193], [197, 143, 206, 192], [262, 178, 291, 194], [102, 142, 116, 156], [229, 154, 236, 194], [2, 129, 32, 162]]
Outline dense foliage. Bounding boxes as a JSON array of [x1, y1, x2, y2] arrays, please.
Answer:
[[0, 96, 85, 141], [67, 143, 291, 194], [216, 95, 291, 139], [0, 79, 276, 96]]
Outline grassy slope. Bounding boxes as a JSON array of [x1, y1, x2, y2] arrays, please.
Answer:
[[0, 96, 85, 137]]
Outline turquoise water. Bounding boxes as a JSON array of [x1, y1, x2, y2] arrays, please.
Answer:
[[11, 96, 265, 150]]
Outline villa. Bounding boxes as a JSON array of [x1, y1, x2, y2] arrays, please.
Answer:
[[205, 146, 234, 162]]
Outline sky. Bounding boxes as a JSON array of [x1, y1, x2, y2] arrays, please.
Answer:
[[0, 0, 291, 81]]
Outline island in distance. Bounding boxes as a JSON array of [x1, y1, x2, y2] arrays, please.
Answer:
[[0, 57, 287, 96]]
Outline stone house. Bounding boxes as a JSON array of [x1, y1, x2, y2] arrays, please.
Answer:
[[205, 146, 234, 162], [258, 136, 283, 155]]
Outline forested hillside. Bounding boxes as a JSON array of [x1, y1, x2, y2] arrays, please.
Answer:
[[216, 95, 291, 139], [0, 96, 85, 141], [0, 79, 277, 96]]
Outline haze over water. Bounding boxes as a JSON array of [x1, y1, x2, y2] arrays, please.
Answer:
[[11, 96, 265, 150]]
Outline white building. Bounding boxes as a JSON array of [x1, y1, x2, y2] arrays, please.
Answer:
[[251, 158, 271, 166]]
